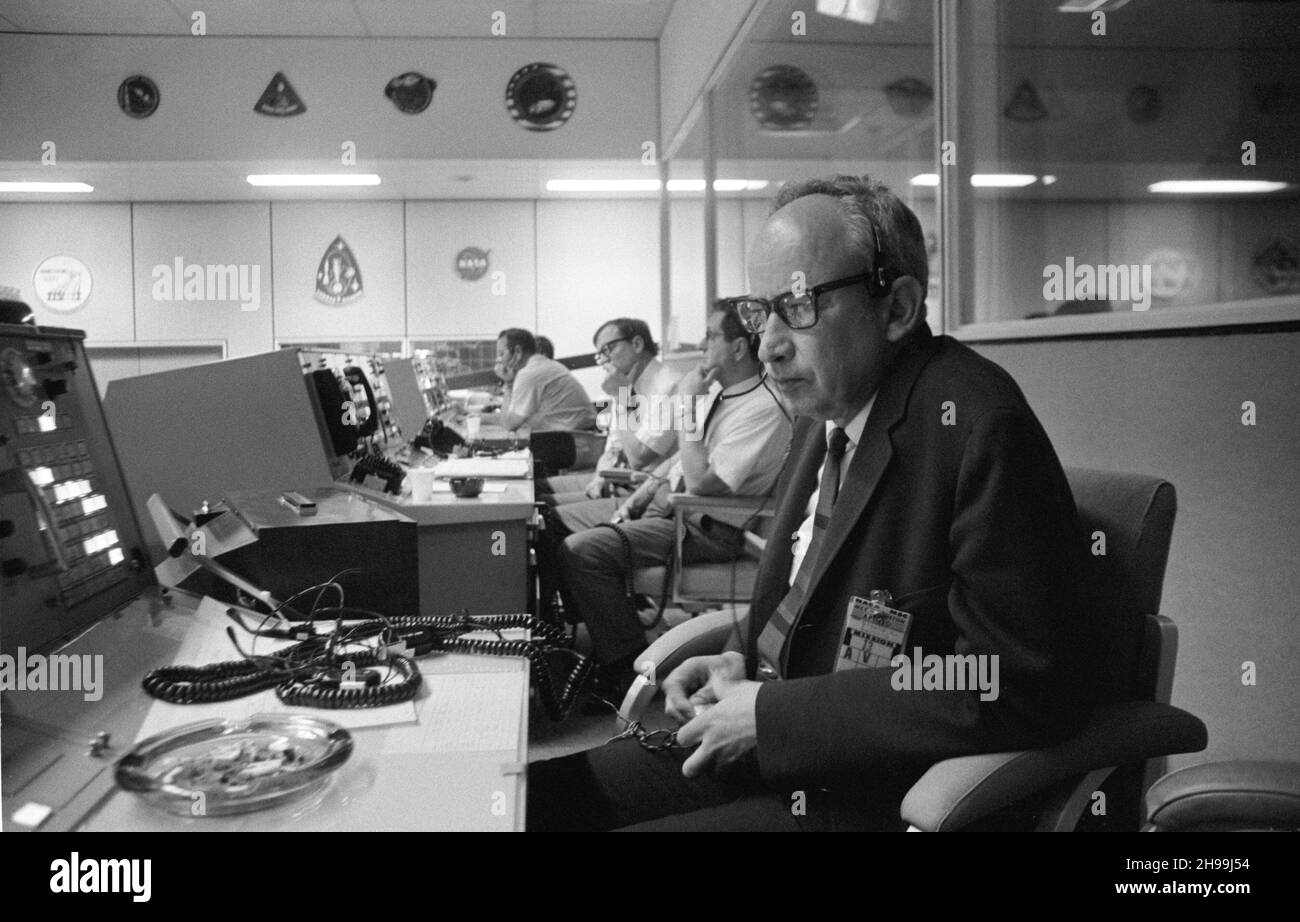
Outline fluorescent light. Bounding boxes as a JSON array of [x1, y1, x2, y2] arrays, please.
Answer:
[[546, 179, 661, 193], [246, 174, 381, 187], [715, 179, 770, 192], [1057, 0, 1131, 12], [1148, 180, 1289, 195], [971, 174, 1038, 187], [665, 179, 770, 192], [816, 0, 881, 25], [1042, 175, 1057, 185], [0, 181, 93, 193], [548, 179, 769, 193], [909, 173, 1038, 187]]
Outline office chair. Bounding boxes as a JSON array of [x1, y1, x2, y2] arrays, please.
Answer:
[[630, 493, 775, 620], [529, 430, 606, 478], [618, 467, 1208, 831], [1142, 760, 1300, 831]]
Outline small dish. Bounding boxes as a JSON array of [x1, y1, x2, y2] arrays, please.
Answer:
[[450, 477, 484, 498], [114, 714, 353, 816]]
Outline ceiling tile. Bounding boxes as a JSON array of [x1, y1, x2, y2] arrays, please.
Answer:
[[0, 0, 185, 33]]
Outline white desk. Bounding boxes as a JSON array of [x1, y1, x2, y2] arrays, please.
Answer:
[[2, 591, 531, 832]]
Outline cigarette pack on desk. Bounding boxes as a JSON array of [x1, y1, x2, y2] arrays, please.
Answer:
[[432, 458, 532, 480]]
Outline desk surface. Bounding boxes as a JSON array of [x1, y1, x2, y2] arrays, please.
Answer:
[[2, 592, 530, 832]]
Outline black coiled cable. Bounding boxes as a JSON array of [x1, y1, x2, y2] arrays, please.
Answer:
[[142, 612, 588, 718], [276, 650, 422, 709]]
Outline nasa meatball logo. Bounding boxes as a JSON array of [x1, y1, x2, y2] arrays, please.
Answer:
[[455, 247, 490, 281]]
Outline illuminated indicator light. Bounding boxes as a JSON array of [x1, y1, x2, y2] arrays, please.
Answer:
[[81, 495, 108, 515], [108, 548, 125, 566], [28, 467, 54, 486], [38, 415, 57, 432]]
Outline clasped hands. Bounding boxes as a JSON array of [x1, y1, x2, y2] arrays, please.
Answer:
[[660, 651, 760, 778]]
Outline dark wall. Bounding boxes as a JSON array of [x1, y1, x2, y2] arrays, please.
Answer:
[[972, 329, 1300, 769]]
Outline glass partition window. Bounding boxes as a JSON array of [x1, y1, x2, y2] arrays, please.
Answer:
[[961, 0, 1300, 330], [668, 0, 938, 339]]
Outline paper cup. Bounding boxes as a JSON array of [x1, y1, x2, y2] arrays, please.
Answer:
[[406, 467, 437, 503], [465, 415, 482, 440]]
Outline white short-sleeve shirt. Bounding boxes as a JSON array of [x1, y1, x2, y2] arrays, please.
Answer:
[[507, 354, 597, 431]]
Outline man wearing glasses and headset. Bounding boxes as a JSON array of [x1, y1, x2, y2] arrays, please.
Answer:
[[539, 318, 680, 505], [527, 175, 1100, 831]]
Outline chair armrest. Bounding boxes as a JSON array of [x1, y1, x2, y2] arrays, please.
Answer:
[[1144, 760, 1300, 830], [901, 701, 1207, 831], [617, 609, 749, 723], [666, 493, 775, 516]]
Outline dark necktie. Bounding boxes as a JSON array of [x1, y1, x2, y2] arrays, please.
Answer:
[[701, 390, 722, 440], [756, 426, 849, 680]]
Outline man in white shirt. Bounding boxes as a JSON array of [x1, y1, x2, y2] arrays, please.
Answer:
[[551, 304, 792, 696], [541, 317, 680, 504], [481, 328, 596, 432]]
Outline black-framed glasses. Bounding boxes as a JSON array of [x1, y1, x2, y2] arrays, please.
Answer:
[[594, 337, 630, 362], [729, 270, 886, 334]]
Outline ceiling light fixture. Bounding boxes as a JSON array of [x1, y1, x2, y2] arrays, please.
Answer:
[[0, 181, 94, 193], [1148, 180, 1289, 194], [909, 174, 1038, 187], [1057, 0, 1132, 13], [546, 179, 768, 193], [816, 0, 882, 25], [246, 174, 381, 187]]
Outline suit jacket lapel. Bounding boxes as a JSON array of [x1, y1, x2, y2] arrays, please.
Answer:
[[793, 329, 940, 614]]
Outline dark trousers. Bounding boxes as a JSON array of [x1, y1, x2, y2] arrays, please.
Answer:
[[544, 498, 744, 665], [526, 739, 910, 831]]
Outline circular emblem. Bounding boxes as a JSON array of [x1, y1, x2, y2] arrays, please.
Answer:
[[1126, 84, 1162, 124], [385, 71, 437, 114], [455, 247, 491, 281], [884, 77, 933, 118], [750, 65, 818, 130], [118, 75, 160, 119], [1252, 236, 1300, 295], [33, 255, 93, 312], [1144, 249, 1197, 301], [505, 63, 577, 131]]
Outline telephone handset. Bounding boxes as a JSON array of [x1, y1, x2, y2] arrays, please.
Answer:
[[310, 369, 358, 456], [342, 366, 380, 438], [413, 417, 465, 456]]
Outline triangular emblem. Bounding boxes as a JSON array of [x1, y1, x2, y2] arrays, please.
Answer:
[[315, 236, 363, 305], [1003, 79, 1048, 123], [255, 72, 306, 116]]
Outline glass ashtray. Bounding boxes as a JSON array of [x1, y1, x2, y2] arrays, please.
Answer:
[[114, 714, 353, 816]]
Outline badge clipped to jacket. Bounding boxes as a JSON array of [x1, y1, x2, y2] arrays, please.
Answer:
[[835, 590, 913, 672]]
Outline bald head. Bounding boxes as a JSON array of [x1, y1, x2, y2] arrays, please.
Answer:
[[745, 183, 927, 425]]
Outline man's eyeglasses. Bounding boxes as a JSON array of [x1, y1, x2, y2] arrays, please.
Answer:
[[594, 337, 630, 362], [730, 220, 893, 333], [728, 270, 888, 334]]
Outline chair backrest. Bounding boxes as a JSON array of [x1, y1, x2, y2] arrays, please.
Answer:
[[530, 431, 577, 476], [1064, 467, 1176, 705]]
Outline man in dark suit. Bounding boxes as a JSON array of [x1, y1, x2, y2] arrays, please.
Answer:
[[526, 175, 1101, 831]]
